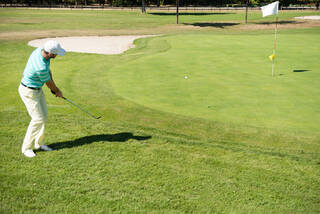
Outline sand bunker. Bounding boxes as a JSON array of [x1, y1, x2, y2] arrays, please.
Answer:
[[28, 35, 153, 55], [294, 16, 320, 20]]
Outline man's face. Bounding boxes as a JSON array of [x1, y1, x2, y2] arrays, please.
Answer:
[[48, 53, 57, 59]]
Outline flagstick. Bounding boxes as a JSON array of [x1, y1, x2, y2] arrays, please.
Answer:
[[272, 59, 275, 77], [272, 16, 278, 77]]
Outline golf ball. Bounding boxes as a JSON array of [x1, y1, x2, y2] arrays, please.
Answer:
[[184, 76, 188, 79]]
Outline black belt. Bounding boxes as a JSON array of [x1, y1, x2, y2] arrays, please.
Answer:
[[21, 82, 40, 90]]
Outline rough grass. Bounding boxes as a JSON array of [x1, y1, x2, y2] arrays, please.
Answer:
[[0, 8, 320, 213]]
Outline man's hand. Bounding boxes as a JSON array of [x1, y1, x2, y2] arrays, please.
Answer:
[[46, 73, 63, 98], [54, 89, 63, 98], [51, 89, 63, 98]]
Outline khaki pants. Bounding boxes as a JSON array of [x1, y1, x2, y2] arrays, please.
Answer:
[[18, 84, 48, 153]]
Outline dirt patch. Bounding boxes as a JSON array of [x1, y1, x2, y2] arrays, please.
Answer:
[[295, 15, 320, 20]]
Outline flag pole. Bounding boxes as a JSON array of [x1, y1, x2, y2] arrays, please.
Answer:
[[272, 16, 278, 77]]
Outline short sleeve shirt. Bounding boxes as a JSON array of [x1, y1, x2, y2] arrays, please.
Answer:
[[21, 48, 51, 88]]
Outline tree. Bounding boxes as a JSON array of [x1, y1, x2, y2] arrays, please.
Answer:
[[142, 0, 146, 13], [176, 0, 179, 24], [245, 0, 249, 24]]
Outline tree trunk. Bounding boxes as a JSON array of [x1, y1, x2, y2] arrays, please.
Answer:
[[176, 0, 179, 24], [142, 0, 146, 13], [245, 0, 249, 24]]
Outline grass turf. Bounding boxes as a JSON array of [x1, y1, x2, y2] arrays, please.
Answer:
[[108, 30, 320, 133], [0, 8, 320, 213]]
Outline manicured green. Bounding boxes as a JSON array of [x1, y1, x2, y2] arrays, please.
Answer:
[[0, 8, 319, 213], [109, 30, 320, 134]]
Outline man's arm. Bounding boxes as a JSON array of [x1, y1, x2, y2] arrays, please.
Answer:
[[46, 71, 63, 98]]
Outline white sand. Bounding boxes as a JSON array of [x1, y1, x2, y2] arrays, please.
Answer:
[[294, 15, 320, 20], [28, 35, 154, 55]]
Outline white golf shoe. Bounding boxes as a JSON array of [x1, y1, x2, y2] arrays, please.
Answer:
[[36, 144, 53, 151], [23, 149, 36, 158]]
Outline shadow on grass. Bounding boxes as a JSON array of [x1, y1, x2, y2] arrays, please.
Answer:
[[48, 132, 152, 150], [148, 12, 232, 16], [293, 69, 310, 72], [183, 22, 239, 28], [15, 23, 36, 25], [279, 69, 311, 76], [255, 20, 298, 25]]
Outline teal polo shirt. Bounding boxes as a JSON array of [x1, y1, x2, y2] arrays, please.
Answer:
[[21, 47, 51, 88]]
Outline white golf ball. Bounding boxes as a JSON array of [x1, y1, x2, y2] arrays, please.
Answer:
[[184, 76, 188, 79]]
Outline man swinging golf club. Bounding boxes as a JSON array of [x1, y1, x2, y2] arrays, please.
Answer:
[[18, 40, 66, 158]]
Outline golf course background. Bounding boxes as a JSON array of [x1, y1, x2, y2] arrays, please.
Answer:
[[1, 8, 319, 213]]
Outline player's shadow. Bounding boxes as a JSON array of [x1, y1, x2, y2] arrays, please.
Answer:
[[183, 22, 239, 28], [48, 132, 152, 150]]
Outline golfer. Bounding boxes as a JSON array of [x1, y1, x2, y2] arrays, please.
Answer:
[[18, 40, 66, 158]]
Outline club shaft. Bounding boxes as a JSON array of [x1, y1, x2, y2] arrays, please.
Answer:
[[64, 97, 99, 119]]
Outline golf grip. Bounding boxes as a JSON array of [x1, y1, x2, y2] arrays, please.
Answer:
[[51, 90, 65, 99]]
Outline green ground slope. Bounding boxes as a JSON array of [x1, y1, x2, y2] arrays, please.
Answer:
[[0, 8, 319, 213], [108, 30, 320, 134]]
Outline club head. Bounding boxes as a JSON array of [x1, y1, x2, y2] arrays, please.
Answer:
[[96, 116, 102, 119]]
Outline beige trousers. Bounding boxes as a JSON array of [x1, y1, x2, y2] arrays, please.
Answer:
[[18, 84, 48, 153]]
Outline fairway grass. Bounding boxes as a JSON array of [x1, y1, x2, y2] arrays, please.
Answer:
[[1, 8, 320, 213], [1, 8, 320, 39]]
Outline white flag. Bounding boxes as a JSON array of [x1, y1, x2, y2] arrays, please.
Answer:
[[261, 1, 279, 17]]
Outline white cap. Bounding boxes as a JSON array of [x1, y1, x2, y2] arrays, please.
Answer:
[[43, 40, 66, 56]]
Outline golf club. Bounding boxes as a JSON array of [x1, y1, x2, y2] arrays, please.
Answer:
[[51, 90, 101, 119]]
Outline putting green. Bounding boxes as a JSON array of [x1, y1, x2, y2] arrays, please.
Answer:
[[108, 31, 320, 133]]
